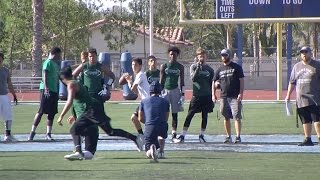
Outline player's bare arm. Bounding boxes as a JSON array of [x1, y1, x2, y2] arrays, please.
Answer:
[[179, 63, 185, 95], [72, 63, 84, 78], [43, 70, 49, 91], [238, 78, 244, 101], [285, 83, 295, 101], [57, 82, 78, 126], [138, 110, 145, 123], [190, 64, 200, 82], [159, 64, 165, 86], [212, 81, 218, 102], [7, 74, 17, 100], [124, 73, 139, 94]]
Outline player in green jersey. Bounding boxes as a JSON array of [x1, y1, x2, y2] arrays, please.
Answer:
[[160, 46, 185, 141], [57, 66, 143, 160], [145, 55, 160, 84]]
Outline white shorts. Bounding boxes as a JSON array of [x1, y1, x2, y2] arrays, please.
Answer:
[[0, 95, 13, 121]]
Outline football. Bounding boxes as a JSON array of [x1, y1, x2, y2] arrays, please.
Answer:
[[214, 81, 221, 89], [119, 75, 128, 85]]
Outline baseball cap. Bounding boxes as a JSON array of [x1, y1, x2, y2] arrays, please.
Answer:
[[300, 46, 312, 53], [220, 48, 232, 57], [149, 81, 162, 94]]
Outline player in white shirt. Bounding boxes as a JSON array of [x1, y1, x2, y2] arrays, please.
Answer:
[[120, 58, 150, 137]]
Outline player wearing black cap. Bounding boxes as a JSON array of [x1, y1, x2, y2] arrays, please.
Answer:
[[138, 81, 170, 162]]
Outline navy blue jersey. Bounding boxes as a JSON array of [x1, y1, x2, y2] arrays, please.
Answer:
[[139, 96, 170, 125]]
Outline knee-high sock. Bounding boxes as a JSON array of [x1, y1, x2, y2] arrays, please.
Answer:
[[172, 113, 178, 130], [72, 134, 82, 152], [5, 120, 12, 136], [201, 112, 208, 130]]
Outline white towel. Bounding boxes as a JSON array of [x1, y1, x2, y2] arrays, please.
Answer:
[[285, 100, 293, 116]]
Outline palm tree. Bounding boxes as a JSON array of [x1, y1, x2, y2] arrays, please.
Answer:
[[31, 0, 44, 77]]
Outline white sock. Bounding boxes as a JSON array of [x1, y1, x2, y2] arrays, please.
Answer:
[[172, 130, 176, 134], [200, 129, 205, 135], [5, 120, 12, 130], [146, 150, 152, 158], [31, 125, 37, 132], [47, 126, 52, 134], [181, 130, 187, 136]]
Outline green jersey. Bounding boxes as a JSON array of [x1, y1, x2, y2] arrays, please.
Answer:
[[82, 62, 103, 93], [39, 59, 59, 92], [72, 80, 93, 118], [145, 69, 160, 84], [162, 62, 183, 90], [190, 63, 214, 96]]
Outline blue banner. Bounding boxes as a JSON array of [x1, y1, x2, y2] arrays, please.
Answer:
[[216, 0, 320, 19]]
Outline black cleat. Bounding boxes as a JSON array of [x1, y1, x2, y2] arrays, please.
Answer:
[[223, 136, 232, 143], [171, 133, 177, 142], [28, 131, 36, 141], [234, 136, 241, 144], [46, 133, 55, 141], [199, 134, 206, 143], [173, 135, 184, 143], [298, 138, 314, 146]]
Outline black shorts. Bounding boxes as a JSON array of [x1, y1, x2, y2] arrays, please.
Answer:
[[297, 105, 320, 124], [71, 107, 112, 135], [38, 90, 59, 115], [188, 95, 214, 113]]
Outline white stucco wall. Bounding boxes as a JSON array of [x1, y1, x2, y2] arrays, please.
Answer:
[[89, 28, 180, 60]]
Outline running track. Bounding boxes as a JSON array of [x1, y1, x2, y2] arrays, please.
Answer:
[[14, 90, 295, 101]]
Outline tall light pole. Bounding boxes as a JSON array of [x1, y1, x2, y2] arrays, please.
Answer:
[[149, 0, 154, 55]]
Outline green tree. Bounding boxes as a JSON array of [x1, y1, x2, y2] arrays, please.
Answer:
[[44, 0, 102, 60], [32, 0, 44, 77], [0, 0, 33, 73], [101, 0, 138, 54]]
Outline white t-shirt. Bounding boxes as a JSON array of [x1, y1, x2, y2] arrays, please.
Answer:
[[133, 71, 150, 100]]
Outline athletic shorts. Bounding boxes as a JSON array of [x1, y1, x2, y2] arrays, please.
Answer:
[[38, 90, 59, 115], [188, 95, 214, 113], [220, 97, 242, 120], [161, 87, 183, 113], [297, 105, 320, 124], [144, 123, 168, 150], [0, 94, 13, 120], [71, 107, 112, 135]]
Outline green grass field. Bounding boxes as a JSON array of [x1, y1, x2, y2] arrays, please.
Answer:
[[1, 102, 319, 180], [10, 102, 302, 135]]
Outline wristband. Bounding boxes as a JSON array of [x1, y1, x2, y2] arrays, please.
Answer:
[[106, 79, 114, 86]]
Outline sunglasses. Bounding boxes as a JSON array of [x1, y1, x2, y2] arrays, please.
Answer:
[[300, 50, 309, 54], [221, 54, 229, 57]]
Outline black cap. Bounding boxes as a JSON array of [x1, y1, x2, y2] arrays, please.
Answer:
[[300, 46, 312, 53], [220, 48, 232, 57], [149, 81, 162, 94]]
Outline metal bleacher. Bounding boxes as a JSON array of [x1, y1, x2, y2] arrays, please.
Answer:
[[11, 77, 42, 92]]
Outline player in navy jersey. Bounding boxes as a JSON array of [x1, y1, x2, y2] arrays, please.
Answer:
[[139, 81, 170, 161]]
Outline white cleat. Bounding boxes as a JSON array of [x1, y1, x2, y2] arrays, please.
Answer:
[[4, 135, 17, 142], [64, 152, 84, 161], [83, 150, 94, 160], [150, 144, 158, 162]]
